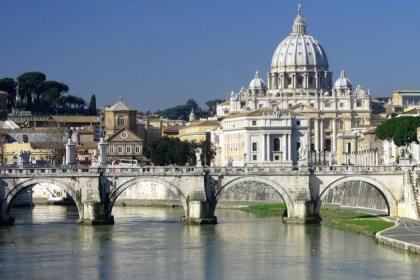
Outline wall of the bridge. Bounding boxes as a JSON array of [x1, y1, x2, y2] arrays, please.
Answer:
[[0, 175, 114, 225], [213, 173, 314, 221], [312, 173, 406, 217]]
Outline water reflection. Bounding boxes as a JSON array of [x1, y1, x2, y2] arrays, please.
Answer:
[[0, 206, 420, 279]]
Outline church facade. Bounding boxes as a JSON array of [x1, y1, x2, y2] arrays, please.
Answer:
[[216, 6, 372, 165]]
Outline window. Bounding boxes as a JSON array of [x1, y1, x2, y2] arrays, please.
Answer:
[[296, 120, 301, 126], [126, 145, 132, 154], [118, 145, 123, 154], [339, 103, 344, 108], [22, 134, 28, 143], [253, 155, 257, 161], [135, 145, 141, 154], [274, 155, 279, 161], [325, 139, 331, 151], [356, 100, 362, 107], [324, 102, 330, 108], [117, 116, 125, 126], [273, 138, 280, 151], [288, 103, 293, 108], [252, 120, 257, 126], [252, 142, 257, 152], [339, 121, 344, 130]]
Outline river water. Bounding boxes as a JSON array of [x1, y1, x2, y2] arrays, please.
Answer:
[[0, 205, 419, 280]]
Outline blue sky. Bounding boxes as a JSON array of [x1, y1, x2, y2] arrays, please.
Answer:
[[0, 0, 419, 111]]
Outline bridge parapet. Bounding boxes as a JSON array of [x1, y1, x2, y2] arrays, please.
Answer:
[[104, 166, 205, 176], [0, 167, 100, 177], [206, 166, 300, 176], [313, 165, 406, 175]]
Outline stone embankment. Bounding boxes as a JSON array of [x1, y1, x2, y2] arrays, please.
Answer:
[[376, 218, 420, 254]]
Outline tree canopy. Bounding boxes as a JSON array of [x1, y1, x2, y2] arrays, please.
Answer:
[[0, 71, 93, 115], [145, 137, 196, 166], [145, 137, 216, 166], [0, 78, 17, 107], [376, 116, 420, 146], [88, 94, 97, 115], [157, 98, 225, 120]]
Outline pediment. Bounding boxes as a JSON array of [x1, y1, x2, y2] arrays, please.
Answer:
[[289, 103, 318, 113]]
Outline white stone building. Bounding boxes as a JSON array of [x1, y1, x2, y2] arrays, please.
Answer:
[[214, 108, 309, 167], [216, 6, 372, 158]]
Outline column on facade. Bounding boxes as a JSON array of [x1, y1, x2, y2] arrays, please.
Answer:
[[319, 119, 324, 151], [287, 133, 292, 162], [314, 118, 319, 152], [266, 134, 271, 162], [262, 134, 266, 162], [282, 134, 287, 162], [304, 73, 309, 88], [332, 118, 337, 152]]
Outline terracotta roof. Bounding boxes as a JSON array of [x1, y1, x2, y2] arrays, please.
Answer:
[[51, 115, 99, 123]]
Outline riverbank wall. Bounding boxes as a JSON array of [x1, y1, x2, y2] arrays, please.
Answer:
[[376, 225, 420, 254]]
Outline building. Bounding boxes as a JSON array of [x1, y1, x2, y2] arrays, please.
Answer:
[[216, 6, 372, 159], [104, 99, 137, 137], [179, 119, 220, 143], [392, 89, 420, 108], [2, 142, 58, 165], [104, 99, 144, 162], [215, 108, 308, 167]]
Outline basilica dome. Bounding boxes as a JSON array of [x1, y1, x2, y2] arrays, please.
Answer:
[[249, 71, 267, 91], [271, 6, 329, 71], [334, 70, 352, 89]]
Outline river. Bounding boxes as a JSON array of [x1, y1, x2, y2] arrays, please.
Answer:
[[0, 205, 419, 279]]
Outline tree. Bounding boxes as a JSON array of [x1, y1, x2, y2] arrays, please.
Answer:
[[17, 72, 46, 104], [376, 116, 420, 146], [88, 94, 97, 115], [205, 99, 225, 117], [0, 78, 17, 108], [145, 138, 195, 166]]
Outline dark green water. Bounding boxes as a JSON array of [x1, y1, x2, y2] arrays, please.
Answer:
[[0, 205, 419, 280]]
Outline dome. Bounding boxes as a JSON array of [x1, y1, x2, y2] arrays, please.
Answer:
[[271, 6, 329, 70], [334, 70, 352, 89], [249, 71, 267, 91]]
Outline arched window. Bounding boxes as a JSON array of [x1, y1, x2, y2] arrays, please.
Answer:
[[273, 138, 280, 152], [117, 116, 125, 127]]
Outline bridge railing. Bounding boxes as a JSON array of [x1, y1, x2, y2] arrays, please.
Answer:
[[0, 166, 99, 176], [104, 166, 205, 175], [0, 166, 207, 176], [205, 166, 298, 175], [312, 165, 408, 173]]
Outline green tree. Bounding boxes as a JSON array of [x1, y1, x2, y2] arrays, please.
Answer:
[[376, 116, 420, 146], [0, 77, 17, 108], [145, 138, 195, 166], [17, 71, 46, 104], [205, 99, 225, 116], [88, 94, 97, 115]]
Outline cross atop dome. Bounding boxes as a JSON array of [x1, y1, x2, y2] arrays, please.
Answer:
[[292, 4, 307, 35]]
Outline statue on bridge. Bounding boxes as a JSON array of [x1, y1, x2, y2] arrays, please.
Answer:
[[195, 147, 203, 167]]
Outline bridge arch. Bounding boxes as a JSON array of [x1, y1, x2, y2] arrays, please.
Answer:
[[216, 177, 295, 216], [109, 177, 187, 214], [1, 178, 83, 224], [320, 176, 398, 216]]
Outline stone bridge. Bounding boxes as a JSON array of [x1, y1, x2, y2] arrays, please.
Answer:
[[0, 165, 418, 226]]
